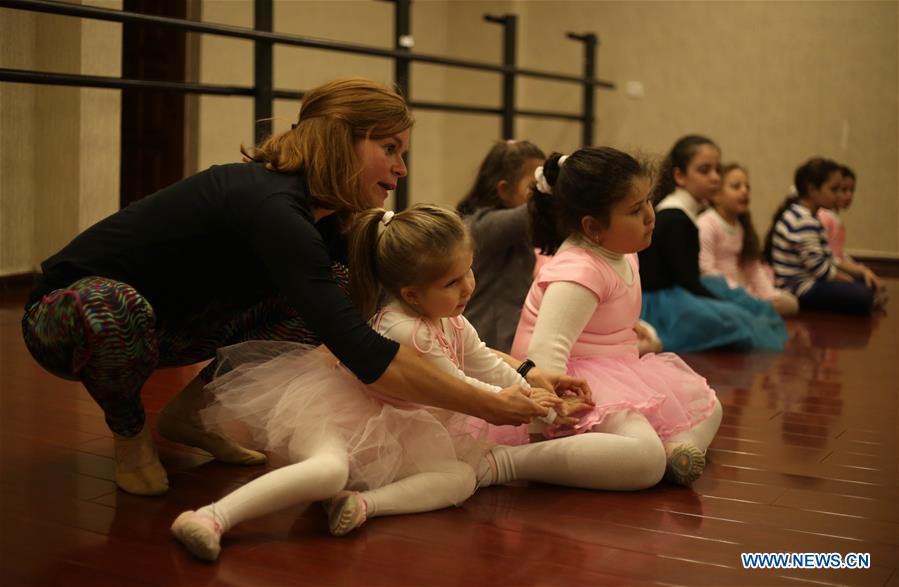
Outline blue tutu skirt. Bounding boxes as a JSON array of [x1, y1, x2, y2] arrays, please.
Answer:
[[640, 276, 787, 353]]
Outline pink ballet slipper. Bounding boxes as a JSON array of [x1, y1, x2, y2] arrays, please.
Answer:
[[171, 510, 223, 561]]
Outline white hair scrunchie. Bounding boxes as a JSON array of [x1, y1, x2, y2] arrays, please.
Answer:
[[533, 155, 569, 195], [534, 166, 552, 195], [381, 210, 395, 225]]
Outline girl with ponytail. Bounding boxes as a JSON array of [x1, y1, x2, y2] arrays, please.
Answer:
[[507, 146, 723, 488]]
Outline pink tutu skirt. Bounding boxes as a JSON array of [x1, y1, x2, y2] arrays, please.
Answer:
[[544, 352, 718, 440], [200, 342, 493, 491]]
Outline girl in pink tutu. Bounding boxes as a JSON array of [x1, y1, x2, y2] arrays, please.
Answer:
[[170, 204, 577, 561], [510, 147, 723, 485]]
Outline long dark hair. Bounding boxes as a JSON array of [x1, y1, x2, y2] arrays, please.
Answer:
[[763, 157, 841, 262], [529, 147, 648, 255], [652, 134, 719, 205], [718, 163, 761, 266], [457, 140, 545, 216]]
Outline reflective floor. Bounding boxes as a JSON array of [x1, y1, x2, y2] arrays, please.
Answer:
[[1, 280, 896, 586]]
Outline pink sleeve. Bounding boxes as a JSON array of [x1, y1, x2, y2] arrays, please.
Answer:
[[817, 209, 837, 243], [696, 214, 720, 276], [744, 260, 777, 300]]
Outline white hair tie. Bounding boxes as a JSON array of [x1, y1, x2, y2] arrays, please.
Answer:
[[534, 166, 553, 195], [381, 210, 395, 226], [534, 155, 568, 195]]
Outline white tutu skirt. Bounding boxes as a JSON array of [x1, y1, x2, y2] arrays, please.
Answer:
[[200, 342, 493, 491]]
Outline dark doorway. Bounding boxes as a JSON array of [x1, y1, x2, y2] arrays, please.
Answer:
[[120, 0, 187, 207]]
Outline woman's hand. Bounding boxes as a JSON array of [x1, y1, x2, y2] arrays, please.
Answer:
[[487, 385, 552, 426], [526, 368, 593, 405]]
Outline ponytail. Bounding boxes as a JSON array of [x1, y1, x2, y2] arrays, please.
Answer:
[[528, 153, 566, 255], [529, 148, 647, 255], [347, 209, 388, 320], [348, 205, 471, 319], [762, 194, 799, 263]]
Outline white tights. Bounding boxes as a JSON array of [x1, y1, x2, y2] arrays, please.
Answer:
[[200, 431, 476, 532], [488, 398, 723, 491], [203, 400, 722, 532]]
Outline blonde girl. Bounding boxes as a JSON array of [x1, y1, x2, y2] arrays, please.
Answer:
[[171, 205, 575, 561]]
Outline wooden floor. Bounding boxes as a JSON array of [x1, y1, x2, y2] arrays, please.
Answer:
[[1, 281, 896, 587]]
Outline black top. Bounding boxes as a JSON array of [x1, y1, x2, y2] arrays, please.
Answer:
[[638, 208, 715, 298], [29, 162, 398, 383]]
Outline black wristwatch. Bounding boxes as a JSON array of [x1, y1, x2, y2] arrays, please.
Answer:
[[516, 359, 536, 379]]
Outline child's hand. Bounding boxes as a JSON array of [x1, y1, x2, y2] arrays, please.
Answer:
[[861, 267, 882, 291], [526, 368, 593, 405], [557, 395, 592, 419], [634, 320, 663, 355], [529, 387, 563, 409]]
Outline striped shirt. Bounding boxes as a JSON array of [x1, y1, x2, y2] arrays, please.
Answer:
[[771, 202, 836, 295]]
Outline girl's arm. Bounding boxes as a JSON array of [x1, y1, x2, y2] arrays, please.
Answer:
[[795, 228, 838, 283], [468, 205, 529, 256], [379, 314, 517, 394], [369, 345, 547, 425], [458, 322, 530, 389], [833, 257, 882, 290], [744, 259, 778, 299], [663, 217, 717, 297], [697, 215, 721, 277], [526, 281, 598, 374]]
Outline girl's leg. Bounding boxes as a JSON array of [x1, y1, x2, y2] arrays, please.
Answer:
[[326, 460, 476, 536], [662, 397, 724, 485], [665, 397, 723, 454], [798, 280, 874, 314], [22, 277, 167, 495], [172, 432, 349, 561], [481, 410, 666, 491]]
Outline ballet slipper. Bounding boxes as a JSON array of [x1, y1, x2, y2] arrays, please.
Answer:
[[113, 423, 169, 496], [171, 510, 223, 561], [663, 443, 705, 486], [157, 375, 266, 465], [324, 491, 368, 536]]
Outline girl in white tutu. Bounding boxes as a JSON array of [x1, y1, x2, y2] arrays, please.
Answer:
[[509, 147, 723, 486], [170, 204, 574, 561]]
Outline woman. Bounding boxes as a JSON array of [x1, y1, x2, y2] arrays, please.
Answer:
[[22, 79, 559, 497]]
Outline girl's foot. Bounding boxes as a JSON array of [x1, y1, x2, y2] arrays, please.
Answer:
[[324, 491, 367, 536], [171, 510, 223, 561], [113, 423, 169, 496], [157, 376, 266, 465], [664, 443, 705, 486]]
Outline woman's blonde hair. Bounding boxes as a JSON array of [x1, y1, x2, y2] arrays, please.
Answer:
[[348, 204, 472, 320], [241, 78, 414, 217]]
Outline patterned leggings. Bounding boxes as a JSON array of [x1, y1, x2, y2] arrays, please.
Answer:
[[22, 267, 349, 436]]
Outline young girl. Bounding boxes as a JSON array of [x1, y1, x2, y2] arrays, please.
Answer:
[[697, 163, 799, 316], [170, 205, 568, 561], [764, 158, 880, 314], [457, 140, 546, 352], [509, 147, 723, 486], [816, 165, 885, 296], [638, 135, 787, 352]]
